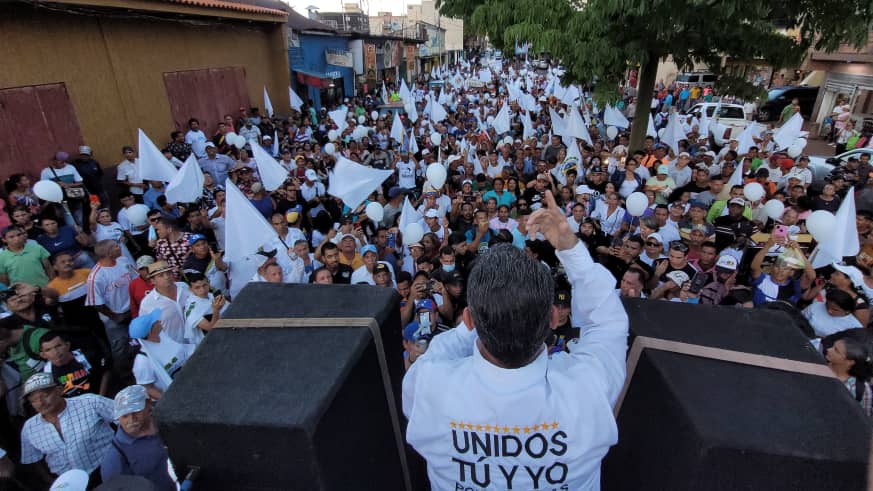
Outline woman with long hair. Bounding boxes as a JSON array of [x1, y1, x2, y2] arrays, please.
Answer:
[[826, 329, 873, 418], [4, 174, 40, 215]]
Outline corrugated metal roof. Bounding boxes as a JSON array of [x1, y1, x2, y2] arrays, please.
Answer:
[[164, 0, 288, 17]]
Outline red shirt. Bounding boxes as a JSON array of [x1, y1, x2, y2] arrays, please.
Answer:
[[128, 276, 153, 318]]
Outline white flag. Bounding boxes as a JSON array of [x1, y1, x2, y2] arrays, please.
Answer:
[[381, 82, 389, 103], [604, 105, 630, 129], [399, 79, 412, 103], [224, 180, 277, 262], [735, 123, 757, 156], [165, 154, 204, 204], [398, 195, 421, 233], [662, 112, 688, 154], [137, 129, 178, 183], [814, 191, 860, 267], [405, 98, 418, 123], [289, 86, 304, 112], [647, 113, 657, 138], [409, 131, 420, 155], [263, 86, 274, 118], [430, 95, 448, 123], [271, 130, 279, 157], [329, 107, 349, 134], [564, 106, 593, 146], [522, 111, 536, 139], [390, 114, 405, 144], [249, 139, 288, 192], [328, 156, 393, 210], [774, 113, 804, 151], [550, 108, 567, 136], [492, 103, 511, 135]]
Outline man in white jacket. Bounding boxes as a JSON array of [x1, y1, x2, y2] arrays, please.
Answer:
[[403, 190, 629, 490]]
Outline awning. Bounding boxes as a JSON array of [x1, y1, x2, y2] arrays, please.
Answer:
[[294, 69, 344, 89]]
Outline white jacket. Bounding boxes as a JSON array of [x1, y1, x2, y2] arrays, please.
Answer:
[[403, 242, 629, 490]]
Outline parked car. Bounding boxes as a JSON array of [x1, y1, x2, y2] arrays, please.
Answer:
[[688, 103, 764, 148], [756, 86, 819, 122], [675, 72, 717, 88], [807, 147, 873, 193]]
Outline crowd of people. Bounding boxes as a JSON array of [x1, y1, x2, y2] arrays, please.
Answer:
[[0, 53, 871, 489]]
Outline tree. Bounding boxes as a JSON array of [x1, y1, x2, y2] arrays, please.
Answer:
[[438, 0, 873, 150]]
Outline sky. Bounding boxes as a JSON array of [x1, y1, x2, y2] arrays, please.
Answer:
[[286, 0, 412, 17]]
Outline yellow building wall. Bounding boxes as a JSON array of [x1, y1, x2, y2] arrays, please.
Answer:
[[1, 3, 289, 168]]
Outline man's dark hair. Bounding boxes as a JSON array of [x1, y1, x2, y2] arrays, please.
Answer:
[[730, 185, 744, 193], [626, 234, 645, 248], [38, 330, 65, 350], [701, 241, 717, 251], [624, 267, 646, 285], [186, 272, 207, 284], [439, 246, 454, 257], [466, 244, 554, 368], [396, 271, 412, 285], [171, 131, 183, 140], [158, 217, 179, 230], [321, 241, 338, 253], [188, 118, 199, 126]]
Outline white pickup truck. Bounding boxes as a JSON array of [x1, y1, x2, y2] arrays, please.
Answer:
[[688, 103, 764, 149]]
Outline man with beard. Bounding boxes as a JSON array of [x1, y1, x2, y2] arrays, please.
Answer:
[[316, 242, 353, 284]]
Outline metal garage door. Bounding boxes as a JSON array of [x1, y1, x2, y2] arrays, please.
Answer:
[[163, 67, 251, 135], [0, 83, 84, 178]]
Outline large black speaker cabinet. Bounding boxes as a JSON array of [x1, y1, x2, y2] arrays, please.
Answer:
[[603, 298, 871, 490], [154, 283, 411, 491]]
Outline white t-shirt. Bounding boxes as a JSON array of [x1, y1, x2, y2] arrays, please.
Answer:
[[117, 160, 144, 195], [300, 182, 326, 203], [85, 258, 137, 319], [133, 337, 195, 393], [186, 129, 208, 158], [183, 294, 231, 346], [139, 283, 191, 344], [397, 161, 417, 189], [803, 300, 862, 337], [40, 164, 83, 184]]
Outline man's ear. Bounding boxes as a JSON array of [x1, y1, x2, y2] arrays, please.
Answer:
[[462, 307, 476, 331]]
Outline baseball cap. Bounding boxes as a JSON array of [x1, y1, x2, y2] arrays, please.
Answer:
[[78, 146, 92, 156], [461, 179, 473, 186], [129, 309, 161, 339], [188, 234, 207, 246], [657, 165, 669, 175], [416, 298, 435, 311], [678, 152, 691, 158], [262, 135, 273, 141], [114, 385, 148, 419], [338, 233, 356, 242], [408, 242, 424, 249], [443, 270, 464, 284], [554, 290, 571, 307], [716, 254, 738, 272], [728, 197, 746, 207], [666, 270, 690, 286], [23, 372, 58, 397], [833, 262, 865, 289], [146, 260, 174, 277], [50, 469, 89, 491], [646, 233, 664, 244], [704, 151, 716, 158], [373, 263, 390, 275], [204, 142, 216, 148], [575, 185, 594, 195], [285, 210, 300, 223], [421, 149, 431, 156], [305, 169, 318, 181], [388, 186, 405, 199], [360, 244, 378, 256], [689, 201, 707, 210], [250, 182, 264, 194], [135, 255, 155, 270], [425, 209, 440, 218]]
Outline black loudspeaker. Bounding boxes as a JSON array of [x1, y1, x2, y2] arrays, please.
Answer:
[[603, 298, 871, 491], [154, 283, 411, 491]]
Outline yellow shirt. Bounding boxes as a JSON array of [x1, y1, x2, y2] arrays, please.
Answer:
[[48, 269, 91, 303], [339, 252, 365, 270]]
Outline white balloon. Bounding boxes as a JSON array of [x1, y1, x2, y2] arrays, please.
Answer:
[[225, 131, 238, 142], [33, 180, 64, 203], [232, 134, 246, 149], [127, 204, 150, 227], [403, 222, 424, 244], [371, 111, 379, 120], [625, 192, 648, 217], [606, 126, 618, 139], [431, 133, 442, 145], [324, 143, 336, 155], [743, 182, 765, 202], [365, 202, 384, 222], [328, 130, 339, 142], [787, 138, 807, 158], [426, 163, 448, 188], [763, 199, 785, 221], [806, 210, 835, 242], [358, 115, 366, 124]]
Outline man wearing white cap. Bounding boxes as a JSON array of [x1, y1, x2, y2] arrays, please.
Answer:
[[101, 385, 176, 490], [300, 169, 326, 217], [72, 145, 108, 205], [20, 372, 115, 485]]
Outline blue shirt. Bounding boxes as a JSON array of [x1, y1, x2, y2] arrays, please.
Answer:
[[481, 190, 516, 208], [143, 187, 165, 211], [36, 226, 81, 258], [101, 429, 176, 491], [198, 155, 234, 185]]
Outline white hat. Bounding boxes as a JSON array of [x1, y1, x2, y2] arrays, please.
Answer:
[[421, 149, 431, 156], [51, 469, 89, 491], [425, 209, 440, 218], [305, 169, 318, 181], [575, 185, 594, 195], [646, 233, 664, 245], [716, 254, 738, 271], [833, 262, 865, 289], [78, 146, 92, 156], [666, 270, 690, 286]]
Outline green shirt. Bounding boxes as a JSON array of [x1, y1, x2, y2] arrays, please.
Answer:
[[0, 242, 50, 287]]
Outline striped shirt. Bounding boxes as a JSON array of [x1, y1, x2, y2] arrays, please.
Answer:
[[21, 394, 115, 474]]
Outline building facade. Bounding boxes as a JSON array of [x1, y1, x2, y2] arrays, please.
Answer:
[[287, 10, 354, 109], [406, 0, 463, 64], [0, 0, 289, 179]]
